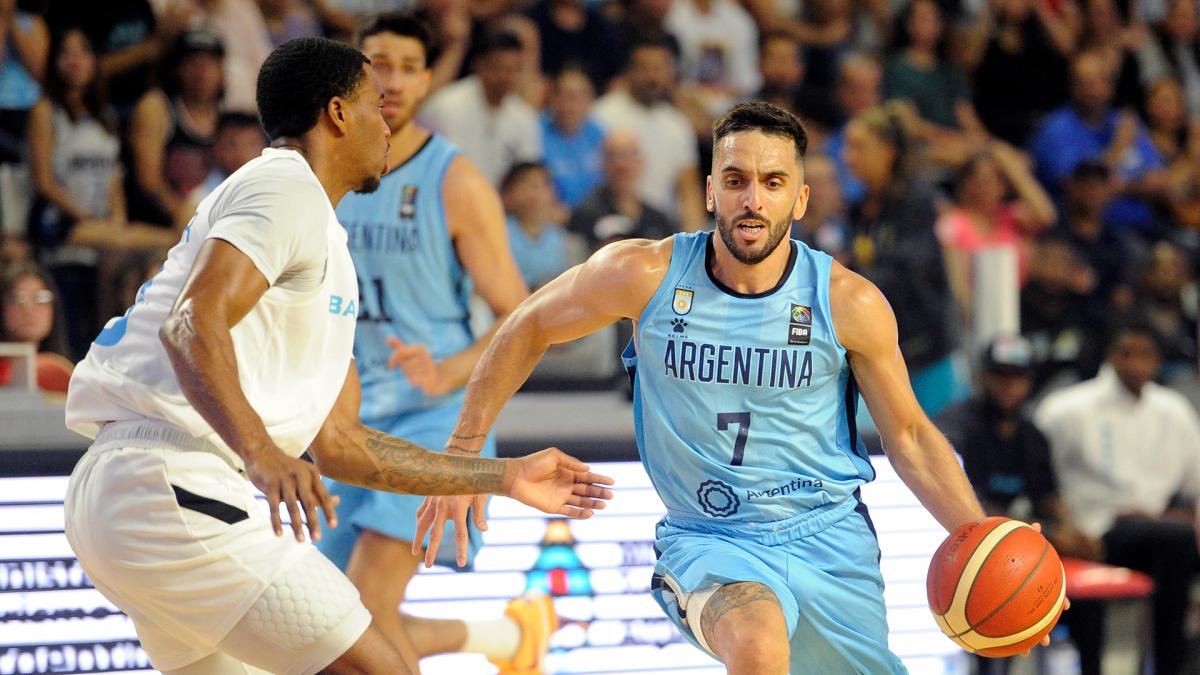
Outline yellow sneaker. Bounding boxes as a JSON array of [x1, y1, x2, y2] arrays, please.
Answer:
[[489, 593, 558, 675]]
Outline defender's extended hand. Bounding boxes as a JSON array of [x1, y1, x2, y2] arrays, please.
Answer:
[[244, 448, 339, 543], [413, 448, 615, 567]]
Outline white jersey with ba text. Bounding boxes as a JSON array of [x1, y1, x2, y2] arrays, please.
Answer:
[[65, 148, 360, 466]]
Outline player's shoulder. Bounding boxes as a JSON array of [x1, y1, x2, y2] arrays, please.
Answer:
[[586, 236, 675, 287], [442, 151, 489, 189], [441, 154, 500, 222], [212, 150, 327, 217], [827, 262, 896, 352], [590, 235, 675, 271], [828, 261, 888, 316], [229, 150, 323, 197]]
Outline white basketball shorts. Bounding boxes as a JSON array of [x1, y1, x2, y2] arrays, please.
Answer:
[[63, 421, 371, 673]]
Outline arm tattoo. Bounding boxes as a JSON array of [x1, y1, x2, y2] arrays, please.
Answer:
[[445, 444, 482, 455], [698, 582, 782, 651], [451, 433, 487, 441], [362, 429, 504, 495]]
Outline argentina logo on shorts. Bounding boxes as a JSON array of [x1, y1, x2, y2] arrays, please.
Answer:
[[696, 479, 740, 517]]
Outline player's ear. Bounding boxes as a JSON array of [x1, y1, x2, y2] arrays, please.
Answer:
[[327, 97, 349, 133], [792, 183, 810, 221], [705, 175, 714, 213]]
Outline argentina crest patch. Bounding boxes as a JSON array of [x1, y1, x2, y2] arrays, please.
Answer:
[[672, 287, 694, 315]]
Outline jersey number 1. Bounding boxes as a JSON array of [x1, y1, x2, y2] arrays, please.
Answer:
[[717, 411, 751, 466]]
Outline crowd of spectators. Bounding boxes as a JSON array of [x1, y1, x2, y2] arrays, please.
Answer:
[[1, 0, 1199, 666]]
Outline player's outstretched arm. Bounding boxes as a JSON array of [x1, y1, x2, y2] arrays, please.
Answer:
[[415, 237, 671, 566], [161, 239, 337, 544], [829, 263, 985, 533], [309, 364, 614, 504]]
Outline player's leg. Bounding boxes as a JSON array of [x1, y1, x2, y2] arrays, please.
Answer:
[[781, 500, 907, 674], [64, 442, 412, 675], [698, 582, 791, 674], [343, 529, 555, 672], [209, 545, 415, 675], [650, 522, 798, 673], [343, 527, 452, 661]]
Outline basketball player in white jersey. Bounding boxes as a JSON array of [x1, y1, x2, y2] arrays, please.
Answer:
[[62, 37, 613, 675]]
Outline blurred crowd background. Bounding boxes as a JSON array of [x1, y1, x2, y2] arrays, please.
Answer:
[[2, 0, 1200, 670]]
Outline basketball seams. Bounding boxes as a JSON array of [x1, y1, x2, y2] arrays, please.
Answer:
[[942, 520, 1025, 635], [960, 579, 1066, 651], [954, 538, 1049, 639]]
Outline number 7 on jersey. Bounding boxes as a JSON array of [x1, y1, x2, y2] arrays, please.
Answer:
[[717, 411, 751, 466]]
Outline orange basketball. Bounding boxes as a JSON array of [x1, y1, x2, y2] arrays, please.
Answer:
[[926, 517, 1066, 657]]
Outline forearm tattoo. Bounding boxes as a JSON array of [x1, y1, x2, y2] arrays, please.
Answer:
[[363, 429, 504, 495]]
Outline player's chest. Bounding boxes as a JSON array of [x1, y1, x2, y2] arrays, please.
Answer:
[[639, 283, 842, 391]]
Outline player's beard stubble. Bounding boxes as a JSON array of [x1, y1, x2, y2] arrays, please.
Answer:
[[355, 141, 389, 194], [714, 208, 793, 265]]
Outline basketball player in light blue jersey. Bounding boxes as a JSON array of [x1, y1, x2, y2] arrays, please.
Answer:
[[313, 13, 547, 675], [416, 102, 1070, 673]]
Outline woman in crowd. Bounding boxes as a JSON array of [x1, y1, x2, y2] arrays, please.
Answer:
[[936, 142, 1057, 322], [0, 262, 72, 392], [126, 29, 225, 227], [843, 102, 969, 416], [886, 0, 990, 164], [26, 27, 175, 254]]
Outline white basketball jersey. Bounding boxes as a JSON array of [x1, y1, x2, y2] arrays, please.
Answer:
[[66, 149, 360, 465]]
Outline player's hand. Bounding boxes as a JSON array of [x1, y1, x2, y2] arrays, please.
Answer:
[[504, 448, 615, 520], [243, 447, 339, 543], [385, 337, 449, 396], [412, 492, 488, 568]]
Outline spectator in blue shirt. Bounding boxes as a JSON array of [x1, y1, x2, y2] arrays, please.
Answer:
[[502, 162, 580, 290], [540, 67, 606, 209], [1029, 48, 1171, 234]]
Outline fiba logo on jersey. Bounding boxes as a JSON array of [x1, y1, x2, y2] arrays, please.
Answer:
[[672, 287, 693, 315], [790, 304, 811, 325], [789, 304, 812, 345], [399, 185, 418, 218], [696, 479, 740, 517]]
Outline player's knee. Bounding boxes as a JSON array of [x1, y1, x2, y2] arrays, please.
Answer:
[[717, 627, 789, 674], [705, 591, 789, 673]]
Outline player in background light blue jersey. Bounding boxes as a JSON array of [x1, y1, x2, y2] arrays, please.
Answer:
[[415, 102, 1076, 673], [311, 14, 551, 675]]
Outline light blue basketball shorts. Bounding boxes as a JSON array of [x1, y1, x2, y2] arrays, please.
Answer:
[[649, 495, 908, 674], [316, 403, 497, 570]]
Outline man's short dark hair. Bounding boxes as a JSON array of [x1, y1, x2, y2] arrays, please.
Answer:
[[256, 37, 370, 141], [500, 161, 548, 193], [1106, 314, 1163, 356], [629, 32, 681, 61], [356, 12, 435, 64], [713, 101, 808, 161], [217, 111, 263, 135], [475, 30, 523, 60]]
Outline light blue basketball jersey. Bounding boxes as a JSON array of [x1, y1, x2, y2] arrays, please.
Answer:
[[337, 135, 472, 420], [623, 232, 875, 523]]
